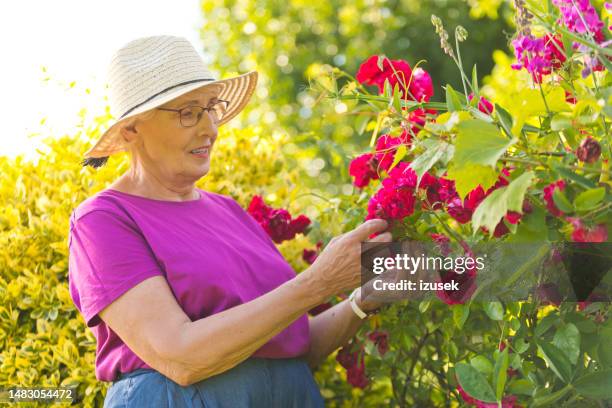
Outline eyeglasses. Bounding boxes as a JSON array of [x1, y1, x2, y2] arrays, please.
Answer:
[[156, 99, 230, 127]]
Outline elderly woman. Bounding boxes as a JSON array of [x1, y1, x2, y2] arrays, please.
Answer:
[[67, 35, 391, 407]]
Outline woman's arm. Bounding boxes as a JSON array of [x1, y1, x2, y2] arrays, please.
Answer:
[[303, 288, 382, 370], [98, 219, 390, 387]]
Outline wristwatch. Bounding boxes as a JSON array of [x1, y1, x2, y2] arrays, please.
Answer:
[[348, 288, 370, 319]]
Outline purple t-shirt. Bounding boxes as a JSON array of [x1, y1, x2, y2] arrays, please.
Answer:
[[67, 188, 310, 382]]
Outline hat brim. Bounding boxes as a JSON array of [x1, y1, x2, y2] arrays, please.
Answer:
[[83, 71, 258, 159]]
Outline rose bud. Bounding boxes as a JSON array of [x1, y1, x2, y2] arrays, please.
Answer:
[[576, 137, 601, 164]]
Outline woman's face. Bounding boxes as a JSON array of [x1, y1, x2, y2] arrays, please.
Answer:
[[121, 84, 223, 185]]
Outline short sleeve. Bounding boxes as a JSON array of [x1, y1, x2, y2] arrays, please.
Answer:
[[68, 209, 165, 328]]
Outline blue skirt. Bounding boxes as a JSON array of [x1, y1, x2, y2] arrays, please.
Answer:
[[103, 357, 325, 408]]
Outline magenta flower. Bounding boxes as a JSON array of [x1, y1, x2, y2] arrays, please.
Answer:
[[408, 67, 434, 102], [349, 153, 379, 188], [247, 195, 311, 243], [552, 0, 605, 39], [356, 55, 413, 98], [543, 180, 566, 217], [468, 93, 494, 115], [511, 33, 566, 83]]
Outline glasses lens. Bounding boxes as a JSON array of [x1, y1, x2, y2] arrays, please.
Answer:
[[180, 106, 202, 127]]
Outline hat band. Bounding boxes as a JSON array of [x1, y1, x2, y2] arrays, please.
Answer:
[[119, 78, 216, 119]]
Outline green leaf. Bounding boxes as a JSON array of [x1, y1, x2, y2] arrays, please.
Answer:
[[573, 370, 612, 398], [507, 379, 535, 396], [538, 342, 573, 383], [505, 206, 548, 242], [383, 78, 393, 98], [388, 144, 407, 171], [552, 188, 574, 213], [550, 114, 573, 131], [453, 304, 470, 329], [455, 363, 497, 403], [495, 104, 515, 139], [453, 119, 516, 168], [446, 163, 499, 200], [470, 355, 494, 374], [471, 171, 535, 235], [494, 348, 509, 400], [552, 323, 581, 365], [535, 313, 559, 337], [409, 139, 453, 185], [446, 84, 462, 112], [531, 384, 572, 407], [552, 164, 597, 189], [392, 83, 402, 113], [484, 301, 505, 321], [418, 299, 431, 313], [355, 114, 370, 135], [573, 188, 605, 212]]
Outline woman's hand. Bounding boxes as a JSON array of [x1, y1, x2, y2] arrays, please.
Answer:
[[300, 219, 391, 301]]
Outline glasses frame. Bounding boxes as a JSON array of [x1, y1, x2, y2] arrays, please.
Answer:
[[156, 99, 230, 127]]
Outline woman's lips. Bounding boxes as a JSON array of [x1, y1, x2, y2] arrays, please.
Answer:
[[190, 147, 209, 158]]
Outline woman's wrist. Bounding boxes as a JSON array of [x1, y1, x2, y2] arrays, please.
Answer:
[[293, 266, 331, 308], [354, 287, 383, 314]]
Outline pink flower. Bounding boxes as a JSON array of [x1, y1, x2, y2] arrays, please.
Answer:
[[356, 55, 413, 98], [468, 93, 494, 115], [543, 180, 566, 217], [349, 153, 379, 188], [568, 218, 608, 242], [408, 67, 434, 102], [552, 0, 605, 38], [247, 195, 311, 243]]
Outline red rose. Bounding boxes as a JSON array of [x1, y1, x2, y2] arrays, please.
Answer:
[[349, 153, 379, 188], [576, 137, 601, 164], [468, 93, 494, 115], [367, 330, 389, 356], [356, 55, 413, 99], [568, 218, 608, 242], [542, 180, 566, 217], [247, 195, 311, 243]]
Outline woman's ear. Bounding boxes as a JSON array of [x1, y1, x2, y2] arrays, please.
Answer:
[[119, 123, 138, 144]]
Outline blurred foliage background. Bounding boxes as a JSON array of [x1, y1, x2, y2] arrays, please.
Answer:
[[199, 0, 513, 197]]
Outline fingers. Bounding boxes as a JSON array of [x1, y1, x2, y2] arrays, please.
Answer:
[[349, 219, 389, 241], [368, 231, 393, 243]]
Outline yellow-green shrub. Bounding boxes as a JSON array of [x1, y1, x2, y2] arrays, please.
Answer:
[[0, 120, 321, 406]]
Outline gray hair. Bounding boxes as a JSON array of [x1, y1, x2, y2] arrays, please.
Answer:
[[81, 110, 157, 169]]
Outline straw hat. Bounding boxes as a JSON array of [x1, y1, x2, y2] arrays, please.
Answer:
[[84, 35, 258, 158]]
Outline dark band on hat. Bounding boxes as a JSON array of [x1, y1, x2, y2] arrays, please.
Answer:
[[120, 78, 216, 119]]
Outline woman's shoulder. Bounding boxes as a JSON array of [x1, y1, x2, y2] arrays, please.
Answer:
[[70, 189, 131, 226], [200, 189, 244, 211]]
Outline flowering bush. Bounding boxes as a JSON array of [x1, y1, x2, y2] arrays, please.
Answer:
[[308, 0, 611, 405]]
